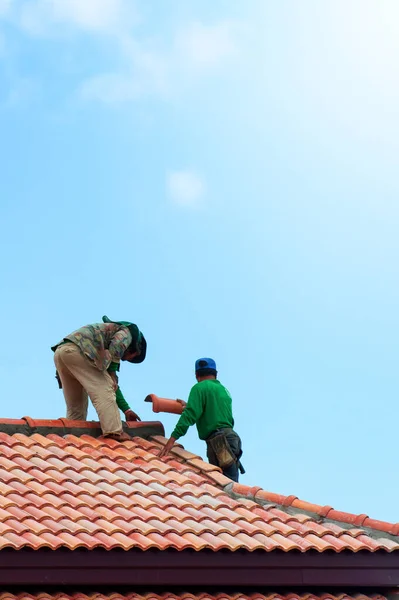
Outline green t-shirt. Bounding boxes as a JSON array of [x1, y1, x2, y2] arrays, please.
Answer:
[[171, 379, 234, 441]]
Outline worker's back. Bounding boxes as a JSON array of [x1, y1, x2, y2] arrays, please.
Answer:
[[164, 357, 243, 482], [191, 379, 234, 440]]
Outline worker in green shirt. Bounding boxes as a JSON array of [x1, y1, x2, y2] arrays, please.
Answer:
[[159, 358, 244, 482]]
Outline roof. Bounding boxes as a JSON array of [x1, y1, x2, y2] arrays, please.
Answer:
[[0, 594, 391, 600], [0, 418, 397, 553]]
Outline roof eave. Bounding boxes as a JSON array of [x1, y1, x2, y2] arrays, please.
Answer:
[[1, 548, 399, 587]]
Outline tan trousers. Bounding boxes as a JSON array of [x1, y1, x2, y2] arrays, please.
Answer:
[[54, 343, 122, 435]]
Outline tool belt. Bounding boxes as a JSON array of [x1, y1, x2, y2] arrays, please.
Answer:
[[207, 430, 236, 469], [206, 428, 245, 474]]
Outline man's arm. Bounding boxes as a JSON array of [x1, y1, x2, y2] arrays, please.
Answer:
[[159, 386, 203, 458], [171, 388, 203, 439], [116, 387, 141, 421], [108, 327, 132, 363], [108, 362, 141, 421], [159, 436, 177, 458]]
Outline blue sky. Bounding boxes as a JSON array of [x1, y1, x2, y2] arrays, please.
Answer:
[[0, 0, 398, 523]]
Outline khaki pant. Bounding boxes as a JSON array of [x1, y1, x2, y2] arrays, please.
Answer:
[[54, 343, 122, 435]]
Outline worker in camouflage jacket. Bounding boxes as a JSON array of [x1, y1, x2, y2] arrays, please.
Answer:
[[52, 316, 147, 441]]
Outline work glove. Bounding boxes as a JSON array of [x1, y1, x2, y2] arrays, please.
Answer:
[[125, 409, 141, 422]]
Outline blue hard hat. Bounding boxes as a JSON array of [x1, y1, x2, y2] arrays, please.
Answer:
[[195, 357, 217, 372]]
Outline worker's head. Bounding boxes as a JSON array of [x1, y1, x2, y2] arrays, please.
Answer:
[[195, 357, 217, 382], [122, 348, 139, 362], [102, 316, 147, 364], [122, 334, 147, 363]]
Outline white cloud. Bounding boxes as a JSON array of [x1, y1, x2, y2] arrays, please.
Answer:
[[79, 21, 238, 104], [6, 0, 242, 106], [119, 37, 169, 91], [167, 170, 205, 208], [175, 21, 237, 67], [0, 0, 12, 17], [79, 39, 169, 103], [19, 0, 136, 36]]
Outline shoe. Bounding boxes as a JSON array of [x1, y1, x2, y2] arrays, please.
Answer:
[[101, 432, 131, 442]]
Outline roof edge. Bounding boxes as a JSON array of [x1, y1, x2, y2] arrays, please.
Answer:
[[227, 483, 399, 538], [155, 436, 399, 540], [0, 547, 398, 587], [0, 418, 165, 439]]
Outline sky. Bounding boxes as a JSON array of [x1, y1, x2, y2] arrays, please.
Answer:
[[0, 0, 398, 523]]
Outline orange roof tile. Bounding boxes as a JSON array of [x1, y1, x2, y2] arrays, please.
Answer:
[[0, 595, 390, 600], [0, 418, 397, 552]]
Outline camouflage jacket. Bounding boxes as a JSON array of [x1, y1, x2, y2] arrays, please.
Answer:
[[52, 322, 132, 372]]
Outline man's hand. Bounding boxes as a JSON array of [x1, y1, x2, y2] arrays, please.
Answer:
[[125, 409, 141, 422], [176, 399, 187, 412], [158, 436, 176, 459], [109, 372, 118, 391]]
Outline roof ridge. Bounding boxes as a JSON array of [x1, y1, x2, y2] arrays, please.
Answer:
[[225, 483, 399, 538], [0, 417, 165, 440], [160, 437, 399, 539]]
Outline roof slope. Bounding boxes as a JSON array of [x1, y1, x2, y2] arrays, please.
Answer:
[[0, 419, 397, 553]]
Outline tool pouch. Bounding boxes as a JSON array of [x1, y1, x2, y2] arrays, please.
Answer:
[[207, 432, 236, 469]]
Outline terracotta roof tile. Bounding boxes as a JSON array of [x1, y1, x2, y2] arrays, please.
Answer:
[[0, 595, 391, 600], [232, 485, 399, 537], [0, 418, 396, 552]]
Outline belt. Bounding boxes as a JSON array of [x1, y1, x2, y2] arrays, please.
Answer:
[[206, 427, 234, 441]]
